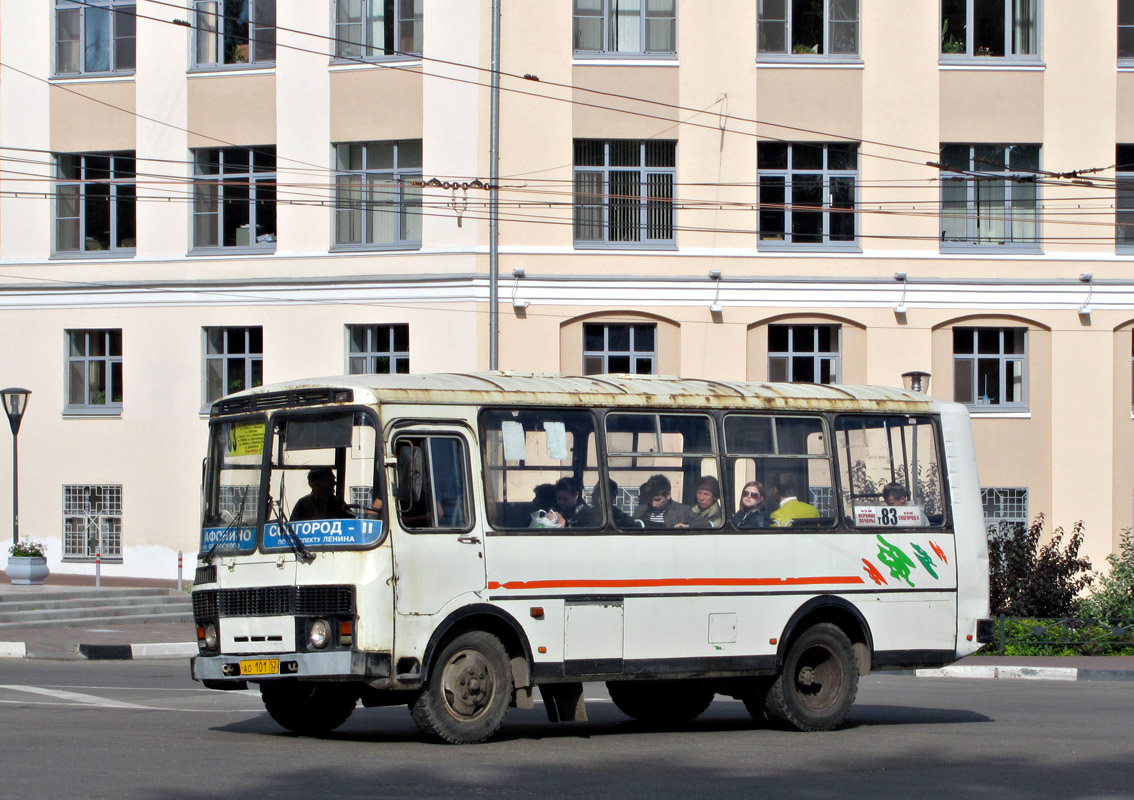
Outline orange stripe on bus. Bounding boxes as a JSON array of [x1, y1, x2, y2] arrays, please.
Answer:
[[487, 576, 865, 590]]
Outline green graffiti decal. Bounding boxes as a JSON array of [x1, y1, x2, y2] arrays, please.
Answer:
[[911, 543, 939, 579], [876, 534, 917, 587]]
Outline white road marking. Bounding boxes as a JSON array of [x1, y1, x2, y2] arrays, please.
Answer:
[[0, 685, 153, 709]]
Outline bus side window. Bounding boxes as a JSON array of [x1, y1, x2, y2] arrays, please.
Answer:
[[395, 435, 471, 530]]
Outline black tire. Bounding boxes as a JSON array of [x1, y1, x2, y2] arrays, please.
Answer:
[[765, 623, 859, 732], [410, 631, 513, 744], [606, 680, 715, 724], [260, 680, 358, 735]]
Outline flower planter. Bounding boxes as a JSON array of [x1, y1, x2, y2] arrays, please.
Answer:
[[5, 556, 49, 585]]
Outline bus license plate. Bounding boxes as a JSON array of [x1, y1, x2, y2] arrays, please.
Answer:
[[239, 659, 279, 676]]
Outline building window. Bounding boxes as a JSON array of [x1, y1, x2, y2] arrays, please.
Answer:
[[758, 142, 857, 247], [55, 152, 136, 254], [574, 140, 676, 246], [982, 487, 1028, 533], [768, 324, 840, 383], [192, 147, 276, 250], [204, 327, 263, 404], [66, 330, 123, 413], [1122, 1, 1134, 61], [940, 0, 1039, 59], [757, 0, 858, 57], [55, 1, 135, 75], [63, 485, 123, 561], [347, 324, 410, 374], [334, 141, 422, 248], [194, 0, 276, 67], [573, 0, 676, 55], [335, 0, 422, 58], [940, 144, 1039, 247], [953, 327, 1026, 408], [1118, 145, 1134, 250], [583, 323, 657, 374]]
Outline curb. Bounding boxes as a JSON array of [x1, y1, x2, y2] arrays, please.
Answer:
[[915, 665, 1134, 682], [79, 642, 198, 660], [0, 642, 26, 658]]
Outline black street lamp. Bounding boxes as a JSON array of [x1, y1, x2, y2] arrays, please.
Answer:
[[2, 388, 31, 545]]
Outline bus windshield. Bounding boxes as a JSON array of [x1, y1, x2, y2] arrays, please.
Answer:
[[201, 417, 267, 555]]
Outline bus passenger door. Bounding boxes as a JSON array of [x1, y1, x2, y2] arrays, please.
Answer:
[[390, 427, 486, 615]]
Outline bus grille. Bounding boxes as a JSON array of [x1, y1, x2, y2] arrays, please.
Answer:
[[192, 586, 355, 620]]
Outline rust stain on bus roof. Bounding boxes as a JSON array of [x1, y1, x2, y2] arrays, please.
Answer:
[[222, 371, 936, 414]]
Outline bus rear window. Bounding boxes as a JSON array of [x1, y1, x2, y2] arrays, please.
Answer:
[[835, 415, 945, 528]]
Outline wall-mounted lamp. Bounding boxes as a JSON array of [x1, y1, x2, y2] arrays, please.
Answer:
[[893, 272, 908, 317], [708, 270, 723, 315], [1078, 272, 1093, 321], [901, 371, 930, 394], [511, 267, 529, 310]]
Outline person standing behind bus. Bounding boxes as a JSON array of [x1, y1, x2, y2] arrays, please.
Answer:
[[732, 480, 770, 528], [769, 472, 820, 527]]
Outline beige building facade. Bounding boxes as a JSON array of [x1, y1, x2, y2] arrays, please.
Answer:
[[1, 0, 1132, 578]]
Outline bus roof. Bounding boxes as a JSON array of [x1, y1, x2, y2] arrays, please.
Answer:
[[211, 371, 945, 416]]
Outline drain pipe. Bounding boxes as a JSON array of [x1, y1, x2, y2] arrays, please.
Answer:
[[488, 0, 501, 369]]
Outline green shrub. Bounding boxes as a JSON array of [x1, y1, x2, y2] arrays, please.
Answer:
[[988, 514, 1092, 617], [983, 617, 1134, 657], [1077, 529, 1134, 620]]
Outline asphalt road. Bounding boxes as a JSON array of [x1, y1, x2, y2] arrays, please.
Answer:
[[1, 659, 1131, 800]]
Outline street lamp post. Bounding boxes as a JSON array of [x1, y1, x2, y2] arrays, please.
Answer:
[[1, 388, 31, 545]]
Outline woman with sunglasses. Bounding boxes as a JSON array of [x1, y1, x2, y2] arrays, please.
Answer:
[[732, 480, 770, 529]]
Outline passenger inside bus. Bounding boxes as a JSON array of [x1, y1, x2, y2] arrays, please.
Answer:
[[733, 480, 770, 528], [691, 475, 723, 527], [633, 474, 710, 529], [553, 477, 595, 527], [769, 472, 820, 527], [883, 483, 909, 506], [290, 467, 352, 521]]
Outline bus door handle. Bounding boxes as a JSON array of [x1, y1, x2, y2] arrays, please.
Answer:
[[457, 534, 481, 545]]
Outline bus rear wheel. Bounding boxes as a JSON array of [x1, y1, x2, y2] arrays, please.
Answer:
[[606, 680, 715, 724], [411, 631, 513, 744], [260, 680, 359, 736], [765, 623, 858, 732]]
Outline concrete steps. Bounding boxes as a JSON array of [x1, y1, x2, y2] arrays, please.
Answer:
[[0, 587, 193, 629]]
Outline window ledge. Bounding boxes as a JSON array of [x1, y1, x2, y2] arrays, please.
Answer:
[[188, 65, 275, 77], [572, 57, 678, 67], [758, 243, 862, 254], [188, 246, 277, 257], [939, 60, 1044, 71], [52, 249, 136, 260], [573, 242, 678, 251], [755, 57, 863, 68], [331, 242, 422, 253], [63, 409, 123, 419], [941, 244, 1043, 255], [50, 73, 135, 83], [967, 410, 1031, 419], [329, 57, 422, 70]]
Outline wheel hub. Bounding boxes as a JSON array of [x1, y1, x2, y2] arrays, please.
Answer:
[[442, 650, 494, 718]]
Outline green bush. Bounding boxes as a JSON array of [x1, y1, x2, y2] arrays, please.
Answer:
[[1077, 529, 1134, 620], [988, 514, 1092, 617], [984, 617, 1134, 657]]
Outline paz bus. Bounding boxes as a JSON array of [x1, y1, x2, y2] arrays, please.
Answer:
[[190, 372, 991, 743]]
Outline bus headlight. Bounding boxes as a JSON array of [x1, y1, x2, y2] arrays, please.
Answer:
[[309, 619, 331, 650], [203, 623, 219, 651]]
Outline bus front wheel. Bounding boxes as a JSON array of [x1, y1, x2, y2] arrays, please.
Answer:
[[411, 631, 513, 744], [765, 623, 858, 732], [260, 680, 358, 735]]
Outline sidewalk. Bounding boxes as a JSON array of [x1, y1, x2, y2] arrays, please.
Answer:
[[0, 573, 197, 660]]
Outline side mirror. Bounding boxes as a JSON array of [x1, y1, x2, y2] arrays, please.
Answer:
[[396, 444, 424, 512]]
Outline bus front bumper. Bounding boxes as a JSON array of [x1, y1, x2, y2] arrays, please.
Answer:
[[191, 650, 391, 686]]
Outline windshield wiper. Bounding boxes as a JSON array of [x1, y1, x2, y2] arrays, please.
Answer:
[[204, 488, 250, 565], [271, 495, 315, 565]]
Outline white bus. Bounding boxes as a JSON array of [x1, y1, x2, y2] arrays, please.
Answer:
[[191, 372, 991, 743]]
